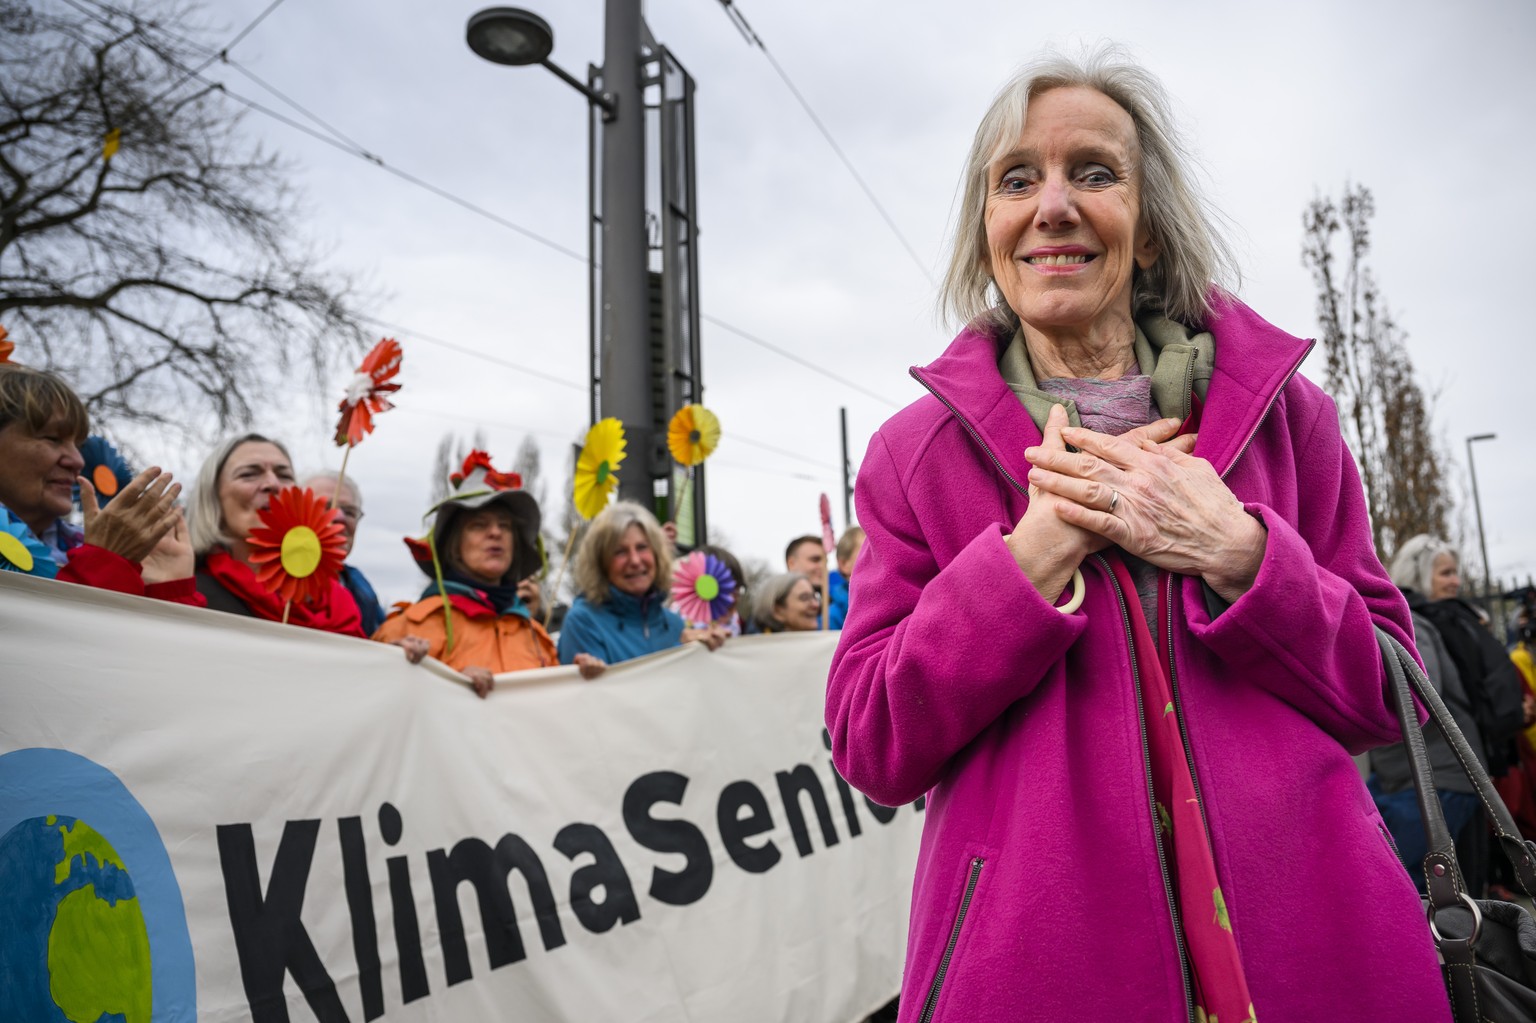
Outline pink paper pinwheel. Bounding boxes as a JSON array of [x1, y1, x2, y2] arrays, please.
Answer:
[[671, 550, 737, 624]]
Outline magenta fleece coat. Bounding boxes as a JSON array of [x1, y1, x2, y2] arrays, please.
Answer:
[[827, 298, 1449, 1022]]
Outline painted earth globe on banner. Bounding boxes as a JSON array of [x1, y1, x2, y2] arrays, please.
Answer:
[[0, 814, 153, 1022]]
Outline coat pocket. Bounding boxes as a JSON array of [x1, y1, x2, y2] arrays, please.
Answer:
[[917, 855, 985, 1023]]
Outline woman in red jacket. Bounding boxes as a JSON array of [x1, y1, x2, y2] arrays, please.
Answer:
[[187, 433, 363, 636], [0, 363, 198, 602]]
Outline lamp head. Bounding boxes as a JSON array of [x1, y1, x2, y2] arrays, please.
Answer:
[[466, 7, 554, 66]]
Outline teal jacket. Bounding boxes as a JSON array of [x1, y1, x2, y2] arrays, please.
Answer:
[[557, 586, 684, 665]]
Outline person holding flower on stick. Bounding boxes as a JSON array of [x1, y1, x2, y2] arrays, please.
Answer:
[[678, 544, 747, 636], [189, 434, 364, 636], [558, 501, 728, 669], [373, 451, 595, 695]]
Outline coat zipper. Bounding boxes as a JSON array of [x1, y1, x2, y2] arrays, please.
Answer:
[[911, 368, 1031, 498], [1179, 346, 1197, 422], [1101, 555, 1194, 1022], [918, 856, 984, 1023]]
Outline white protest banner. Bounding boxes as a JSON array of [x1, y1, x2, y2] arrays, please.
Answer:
[[0, 571, 922, 1022]]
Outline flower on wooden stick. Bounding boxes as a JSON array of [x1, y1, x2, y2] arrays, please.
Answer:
[[246, 486, 347, 606]]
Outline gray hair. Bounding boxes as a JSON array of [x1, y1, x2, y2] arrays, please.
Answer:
[[300, 470, 361, 508], [752, 572, 811, 634], [940, 44, 1239, 332], [1388, 534, 1458, 597], [188, 434, 293, 556], [573, 500, 675, 605]]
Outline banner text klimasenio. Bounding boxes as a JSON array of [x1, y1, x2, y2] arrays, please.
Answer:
[[0, 572, 920, 1022]]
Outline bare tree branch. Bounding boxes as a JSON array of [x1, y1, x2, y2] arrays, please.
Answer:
[[0, 0, 366, 438], [1301, 183, 1451, 561]]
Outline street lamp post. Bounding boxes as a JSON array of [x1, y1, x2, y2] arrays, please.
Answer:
[[592, 0, 652, 508], [467, 2, 680, 512], [1466, 432, 1496, 610]]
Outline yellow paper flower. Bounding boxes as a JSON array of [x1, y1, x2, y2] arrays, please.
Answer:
[[667, 404, 721, 467], [574, 418, 626, 520]]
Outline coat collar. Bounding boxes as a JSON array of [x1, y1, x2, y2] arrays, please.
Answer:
[[909, 296, 1314, 486], [605, 585, 665, 620]]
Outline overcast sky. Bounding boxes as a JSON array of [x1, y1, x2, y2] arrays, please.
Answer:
[[128, 0, 1536, 605]]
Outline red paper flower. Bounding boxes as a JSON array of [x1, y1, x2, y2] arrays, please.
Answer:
[[246, 486, 348, 605], [334, 337, 402, 447], [450, 450, 522, 491]]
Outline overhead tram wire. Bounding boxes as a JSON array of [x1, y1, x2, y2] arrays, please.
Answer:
[[220, 0, 292, 54], [221, 58, 378, 162], [71, 0, 293, 107], [63, 0, 904, 412], [357, 316, 586, 393], [729, 435, 838, 472], [702, 315, 900, 409], [714, 0, 937, 289], [71, 0, 577, 260], [168, 62, 589, 263], [192, 55, 904, 407], [356, 318, 847, 474], [397, 408, 832, 483], [190, 62, 900, 405]]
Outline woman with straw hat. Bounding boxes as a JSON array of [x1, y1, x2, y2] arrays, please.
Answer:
[[375, 451, 600, 694]]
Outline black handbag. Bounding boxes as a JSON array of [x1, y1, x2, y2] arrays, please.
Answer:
[[1377, 628, 1536, 1022]]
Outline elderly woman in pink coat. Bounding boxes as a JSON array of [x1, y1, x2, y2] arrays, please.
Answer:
[[826, 47, 1444, 1023]]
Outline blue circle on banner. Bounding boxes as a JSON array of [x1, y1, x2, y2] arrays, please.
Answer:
[[0, 747, 197, 1022]]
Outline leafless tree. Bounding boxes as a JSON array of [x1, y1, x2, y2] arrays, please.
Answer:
[[511, 434, 547, 513], [428, 428, 487, 504], [1301, 184, 1451, 561], [545, 435, 584, 599], [0, 0, 365, 435]]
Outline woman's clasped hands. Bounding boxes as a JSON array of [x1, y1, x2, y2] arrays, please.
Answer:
[[1010, 404, 1266, 604]]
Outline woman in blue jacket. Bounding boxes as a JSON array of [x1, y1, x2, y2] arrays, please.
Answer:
[[557, 501, 727, 668]]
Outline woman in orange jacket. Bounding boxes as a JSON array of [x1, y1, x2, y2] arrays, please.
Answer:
[[375, 451, 598, 695]]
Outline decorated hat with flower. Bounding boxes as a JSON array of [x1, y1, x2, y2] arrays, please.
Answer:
[[404, 450, 541, 585]]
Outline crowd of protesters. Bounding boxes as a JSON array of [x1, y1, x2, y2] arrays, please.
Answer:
[[13, 38, 1536, 1023], [1366, 538, 1536, 900], [0, 358, 866, 690]]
